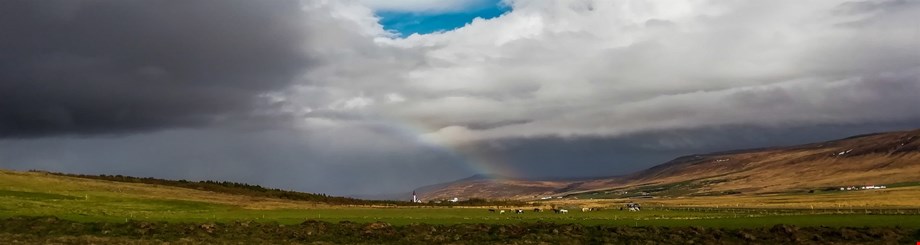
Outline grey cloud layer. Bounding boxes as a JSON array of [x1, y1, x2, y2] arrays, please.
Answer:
[[0, 126, 472, 195], [1, 0, 919, 195], [4, 0, 916, 141], [286, 0, 920, 144], [0, 0, 312, 137]]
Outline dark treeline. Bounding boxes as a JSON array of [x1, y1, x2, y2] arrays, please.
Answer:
[[31, 170, 525, 207]]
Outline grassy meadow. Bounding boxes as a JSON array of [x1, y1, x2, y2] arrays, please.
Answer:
[[2, 169, 920, 229]]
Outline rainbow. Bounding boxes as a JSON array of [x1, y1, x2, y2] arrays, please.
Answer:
[[379, 116, 518, 179]]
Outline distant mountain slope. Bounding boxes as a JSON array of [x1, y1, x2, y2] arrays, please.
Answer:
[[417, 129, 920, 200], [348, 192, 412, 201], [414, 174, 580, 201]]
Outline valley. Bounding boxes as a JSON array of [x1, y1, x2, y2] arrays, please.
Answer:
[[416, 129, 920, 203], [2, 129, 920, 243]]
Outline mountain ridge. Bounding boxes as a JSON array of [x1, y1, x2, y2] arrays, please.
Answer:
[[416, 128, 920, 200]]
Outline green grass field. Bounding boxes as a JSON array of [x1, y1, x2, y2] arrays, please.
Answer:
[[4, 170, 920, 244], [4, 199, 920, 228], [2, 169, 920, 229]]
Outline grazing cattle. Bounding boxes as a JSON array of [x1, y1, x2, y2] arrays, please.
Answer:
[[533, 208, 542, 212], [559, 209, 569, 214], [551, 208, 560, 213], [581, 207, 590, 212], [488, 209, 496, 213], [626, 203, 641, 212], [515, 209, 524, 214], [499, 210, 506, 214]]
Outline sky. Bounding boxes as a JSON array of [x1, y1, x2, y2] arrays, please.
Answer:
[[375, 0, 509, 36], [1, 0, 919, 197]]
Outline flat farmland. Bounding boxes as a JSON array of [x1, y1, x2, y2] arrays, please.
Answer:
[[3, 170, 920, 243], [2, 170, 919, 228]]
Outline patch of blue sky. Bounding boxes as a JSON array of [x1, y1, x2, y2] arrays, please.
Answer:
[[378, 1, 510, 37]]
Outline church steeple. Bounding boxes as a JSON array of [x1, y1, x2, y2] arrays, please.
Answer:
[[412, 191, 418, 203]]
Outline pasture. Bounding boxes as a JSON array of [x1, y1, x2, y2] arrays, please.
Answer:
[[3, 169, 920, 243], [2, 169, 920, 228], [5, 202, 920, 228]]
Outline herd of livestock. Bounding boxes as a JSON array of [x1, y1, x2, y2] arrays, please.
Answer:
[[487, 203, 641, 214]]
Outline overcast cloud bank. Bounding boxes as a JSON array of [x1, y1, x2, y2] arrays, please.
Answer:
[[1, 0, 918, 195]]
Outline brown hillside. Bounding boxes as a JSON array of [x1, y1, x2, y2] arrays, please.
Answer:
[[415, 174, 578, 201], [417, 129, 920, 200]]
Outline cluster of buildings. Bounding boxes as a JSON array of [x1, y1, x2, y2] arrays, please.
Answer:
[[839, 185, 887, 191], [411, 191, 460, 203]]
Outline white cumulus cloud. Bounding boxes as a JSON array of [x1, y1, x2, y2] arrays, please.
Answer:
[[288, 0, 920, 144], [356, 0, 495, 13]]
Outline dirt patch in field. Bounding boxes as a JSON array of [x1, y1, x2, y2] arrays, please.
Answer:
[[0, 216, 917, 244]]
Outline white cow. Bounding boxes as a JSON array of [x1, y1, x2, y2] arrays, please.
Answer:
[[559, 209, 569, 214]]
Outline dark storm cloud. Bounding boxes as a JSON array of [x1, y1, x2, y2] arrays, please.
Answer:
[[471, 123, 920, 180], [0, 0, 312, 138], [0, 126, 473, 196]]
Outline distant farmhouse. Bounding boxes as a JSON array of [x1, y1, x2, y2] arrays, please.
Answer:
[[839, 185, 887, 191]]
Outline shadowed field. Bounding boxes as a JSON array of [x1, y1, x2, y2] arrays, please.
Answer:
[[2, 216, 919, 244]]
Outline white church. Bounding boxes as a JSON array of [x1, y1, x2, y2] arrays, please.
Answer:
[[411, 191, 422, 203]]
